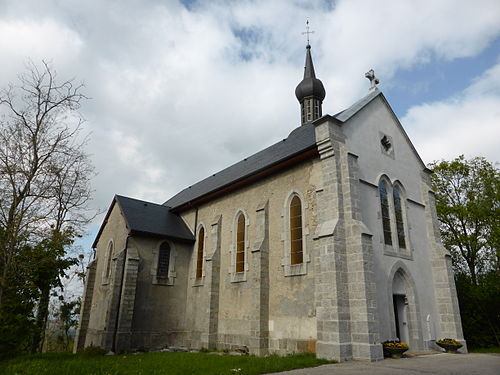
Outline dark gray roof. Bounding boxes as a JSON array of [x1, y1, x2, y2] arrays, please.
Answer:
[[92, 195, 194, 247], [164, 89, 382, 211], [165, 123, 317, 209], [116, 195, 194, 241]]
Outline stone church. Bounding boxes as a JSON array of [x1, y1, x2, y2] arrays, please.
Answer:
[[74, 43, 465, 361]]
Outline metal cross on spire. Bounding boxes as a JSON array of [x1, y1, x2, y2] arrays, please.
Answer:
[[365, 69, 380, 91], [302, 20, 314, 46]]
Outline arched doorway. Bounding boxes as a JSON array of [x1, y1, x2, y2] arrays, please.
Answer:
[[392, 272, 409, 343], [388, 263, 423, 350]]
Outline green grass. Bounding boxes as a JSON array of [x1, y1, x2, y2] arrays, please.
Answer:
[[470, 347, 500, 353], [0, 351, 334, 375]]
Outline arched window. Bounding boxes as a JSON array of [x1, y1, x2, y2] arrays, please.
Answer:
[[105, 241, 113, 279], [196, 227, 204, 279], [290, 195, 303, 265], [379, 181, 392, 246], [393, 188, 406, 249], [236, 213, 245, 273], [157, 242, 170, 280]]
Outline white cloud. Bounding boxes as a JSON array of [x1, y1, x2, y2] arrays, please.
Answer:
[[403, 61, 500, 164], [321, 0, 500, 110], [0, 18, 83, 86]]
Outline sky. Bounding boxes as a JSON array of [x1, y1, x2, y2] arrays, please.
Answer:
[[1, 0, 499, 257]]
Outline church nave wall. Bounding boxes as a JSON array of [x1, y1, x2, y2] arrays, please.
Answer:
[[180, 156, 322, 354]]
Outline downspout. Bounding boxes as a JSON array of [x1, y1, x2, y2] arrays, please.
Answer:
[[112, 235, 131, 353]]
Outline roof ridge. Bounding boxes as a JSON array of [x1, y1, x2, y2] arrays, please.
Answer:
[[116, 194, 168, 208], [334, 88, 381, 122]]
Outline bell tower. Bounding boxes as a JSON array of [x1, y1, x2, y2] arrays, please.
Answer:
[[295, 39, 326, 125]]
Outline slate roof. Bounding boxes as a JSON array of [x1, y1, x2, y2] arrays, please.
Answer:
[[164, 122, 318, 209], [92, 195, 194, 248], [164, 89, 383, 210]]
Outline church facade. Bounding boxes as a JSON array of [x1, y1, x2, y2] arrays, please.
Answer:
[[74, 44, 465, 362]]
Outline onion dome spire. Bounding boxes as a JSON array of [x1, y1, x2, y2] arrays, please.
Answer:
[[295, 43, 326, 125]]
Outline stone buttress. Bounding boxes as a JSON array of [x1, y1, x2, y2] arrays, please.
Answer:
[[205, 215, 222, 349], [73, 260, 97, 352], [313, 115, 383, 361], [249, 200, 270, 355], [114, 245, 140, 352]]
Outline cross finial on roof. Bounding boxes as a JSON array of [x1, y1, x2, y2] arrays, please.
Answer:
[[302, 20, 314, 46], [365, 69, 380, 91]]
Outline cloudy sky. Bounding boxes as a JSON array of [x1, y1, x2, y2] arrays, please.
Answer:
[[1, 0, 499, 253]]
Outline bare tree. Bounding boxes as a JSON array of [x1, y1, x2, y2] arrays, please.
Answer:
[[0, 61, 95, 352]]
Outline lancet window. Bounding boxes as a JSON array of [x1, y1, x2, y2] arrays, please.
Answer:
[[393, 187, 406, 249], [196, 227, 204, 279], [290, 195, 304, 265], [379, 181, 393, 246], [157, 242, 170, 280], [236, 213, 245, 273]]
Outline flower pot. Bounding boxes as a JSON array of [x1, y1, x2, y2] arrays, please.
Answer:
[[436, 341, 462, 353], [383, 347, 408, 359]]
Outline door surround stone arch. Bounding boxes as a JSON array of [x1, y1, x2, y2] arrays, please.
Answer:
[[387, 261, 423, 350]]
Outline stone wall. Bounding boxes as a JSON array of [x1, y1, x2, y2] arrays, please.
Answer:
[[82, 203, 129, 351], [180, 156, 322, 354], [128, 237, 192, 351]]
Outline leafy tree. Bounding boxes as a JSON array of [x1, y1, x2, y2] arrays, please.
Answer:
[[57, 297, 81, 351], [429, 155, 499, 348], [429, 155, 499, 284], [455, 272, 500, 348], [29, 229, 78, 353], [0, 230, 39, 357], [0, 61, 95, 355]]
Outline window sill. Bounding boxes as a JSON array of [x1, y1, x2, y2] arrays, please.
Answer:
[[284, 263, 307, 277], [153, 277, 174, 286], [193, 277, 204, 287], [230, 271, 247, 283], [383, 245, 413, 260]]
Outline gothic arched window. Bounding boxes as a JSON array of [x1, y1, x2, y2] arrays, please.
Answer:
[[236, 213, 245, 273], [290, 195, 303, 265], [393, 188, 406, 249], [157, 242, 170, 280], [379, 181, 392, 246], [196, 227, 204, 279]]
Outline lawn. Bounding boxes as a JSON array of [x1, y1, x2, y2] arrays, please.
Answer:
[[0, 352, 333, 375], [469, 347, 500, 354]]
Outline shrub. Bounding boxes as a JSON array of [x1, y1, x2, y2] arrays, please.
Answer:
[[78, 345, 106, 356]]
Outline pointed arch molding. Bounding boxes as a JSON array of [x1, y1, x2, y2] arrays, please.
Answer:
[[193, 223, 207, 286], [281, 190, 310, 276], [229, 209, 250, 282], [387, 260, 423, 350], [376, 175, 413, 259], [151, 239, 177, 286]]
